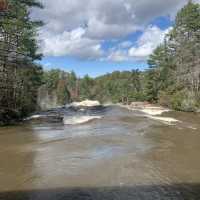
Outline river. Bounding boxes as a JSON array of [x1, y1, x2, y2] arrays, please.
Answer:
[[0, 105, 200, 200]]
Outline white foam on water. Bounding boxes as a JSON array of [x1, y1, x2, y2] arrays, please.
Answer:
[[24, 114, 43, 120], [187, 126, 197, 130], [63, 115, 102, 125], [145, 115, 180, 125], [121, 105, 170, 116], [140, 107, 170, 116], [69, 100, 100, 107], [125, 106, 170, 116], [120, 104, 180, 125], [186, 125, 198, 131]]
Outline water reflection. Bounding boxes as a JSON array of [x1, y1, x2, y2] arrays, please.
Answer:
[[0, 106, 200, 199]]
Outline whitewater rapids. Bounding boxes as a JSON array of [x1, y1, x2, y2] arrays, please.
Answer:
[[63, 115, 102, 125], [24, 99, 185, 127], [69, 100, 101, 107]]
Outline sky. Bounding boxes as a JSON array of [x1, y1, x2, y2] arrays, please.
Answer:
[[32, 0, 199, 77]]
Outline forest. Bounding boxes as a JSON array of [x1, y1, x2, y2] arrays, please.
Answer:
[[0, 0, 43, 124], [0, 1, 200, 124], [38, 69, 145, 109]]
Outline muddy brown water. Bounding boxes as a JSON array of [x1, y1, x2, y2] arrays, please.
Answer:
[[0, 106, 200, 200]]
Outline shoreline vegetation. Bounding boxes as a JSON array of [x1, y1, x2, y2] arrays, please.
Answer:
[[1, 1, 200, 125]]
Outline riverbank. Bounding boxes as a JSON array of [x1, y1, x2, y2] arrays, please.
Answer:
[[123, 102, 170, 115], [118, 102, 183, 125], [0, 109, 23, 126]]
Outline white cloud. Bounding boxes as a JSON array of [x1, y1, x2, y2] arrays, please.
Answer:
[[107, 50, 128, 62], [128, 26, 171, 59], [39, 27, 103, 59], [119, 41, 133, 49], [34, 0, 187, 38], [107, 26, 171, 62], [86, 17, 137, 40], [32, 0, 195, 60]]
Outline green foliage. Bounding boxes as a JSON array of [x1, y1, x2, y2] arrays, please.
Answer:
[[79, 75, 95, 100], [0, 0, 44, 124], [145, 1, 200, 111], [175, 1, 200, 33], [40, 69, 146, 105], [18, 64, 43, 116], [7, 0, 43, 60], [43, 69, 62, 90], [170, 90, 185, 111], [92, 70, 145, 103], [40, 70, 71, 106]]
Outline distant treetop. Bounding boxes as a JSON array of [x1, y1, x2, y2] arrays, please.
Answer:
[[0, 0, 8, 11]]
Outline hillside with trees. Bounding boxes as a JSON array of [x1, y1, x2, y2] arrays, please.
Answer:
[[145, 1, 200, 111], [38, 69, 146, 108], [0, 0, 43, 124]]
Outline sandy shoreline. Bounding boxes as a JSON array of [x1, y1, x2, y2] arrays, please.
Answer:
[[119, 102, 181, 124], [119, 102, 170, 115]]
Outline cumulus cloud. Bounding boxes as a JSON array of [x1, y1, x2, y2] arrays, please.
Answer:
[[32, 0, 194, 60], [128, 26, 171, 59], [39, 27, 103, 59], [107, 26, 171, 61], [107, 49, 128, 62]]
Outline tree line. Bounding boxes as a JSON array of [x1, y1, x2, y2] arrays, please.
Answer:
[[145, 1, 200, 111], [0, 0, 43, 124], [37, 69, 146, 109]]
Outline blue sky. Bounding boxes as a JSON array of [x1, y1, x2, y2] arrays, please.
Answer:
[[33, 0, 191, 77], [40, 57, 147, 77]]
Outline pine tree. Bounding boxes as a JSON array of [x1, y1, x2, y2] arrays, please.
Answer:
[[170, 1, 200, 93], [0, 0, 43, 123], [145, 45, 167, 102], [146, 1, 200, 110]]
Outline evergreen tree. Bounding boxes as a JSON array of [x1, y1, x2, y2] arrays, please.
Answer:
[[0, 0, 43, 123], [145, 45, 167, 102], [170, 0, 200, 93], [146, 1, 200, 110]]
